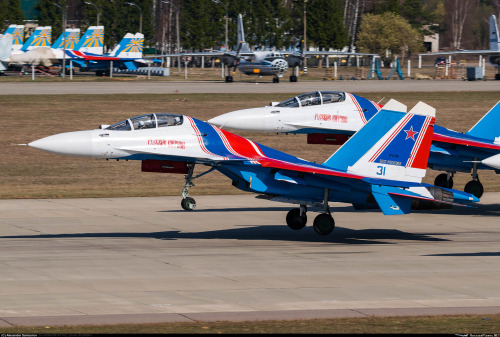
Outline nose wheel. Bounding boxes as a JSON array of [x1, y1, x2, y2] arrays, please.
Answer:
[[181, 196, 196, 211]]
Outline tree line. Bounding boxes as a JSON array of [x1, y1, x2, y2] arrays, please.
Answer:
[[2, 0, 500, 61]]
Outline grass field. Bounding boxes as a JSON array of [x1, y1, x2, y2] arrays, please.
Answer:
[[0, 314, 499, 334], [1, 91, 500, 199]]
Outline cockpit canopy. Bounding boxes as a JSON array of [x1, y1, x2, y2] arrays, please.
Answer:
[[275, 91, 345, 108], [106, 113, 183, 131]]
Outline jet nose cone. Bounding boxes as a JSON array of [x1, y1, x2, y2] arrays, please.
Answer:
[[29, 130, 94, 157], [208, 108, 273, 131]]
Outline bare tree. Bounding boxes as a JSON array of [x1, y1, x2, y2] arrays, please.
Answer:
[[446, 0, 477, 50]]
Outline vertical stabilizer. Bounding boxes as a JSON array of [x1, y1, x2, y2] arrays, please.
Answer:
[[467, 100, 500, 140], [236, 14, 250, 53], [490, 15, 500, 51], [3, 25, 24, 50], [323, 100, 436, 183], [108, 33, 144, 58], [74, 26, 104, 54], [0, 35, 13, 61], [52, 28, 80, 49], [22, 26, 51, 51]]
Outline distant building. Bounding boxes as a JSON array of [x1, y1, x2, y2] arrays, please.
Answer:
[[423, 25, 439, 53]]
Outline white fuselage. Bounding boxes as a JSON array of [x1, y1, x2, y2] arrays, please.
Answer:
[[208, 91, 379, 134]]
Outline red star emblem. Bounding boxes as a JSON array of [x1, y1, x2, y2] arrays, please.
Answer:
[[404, 126, 418, 141]]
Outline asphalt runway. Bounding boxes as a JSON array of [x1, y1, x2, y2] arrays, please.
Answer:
[[1, 193, 500, 327], [0, 78, 499, 95]]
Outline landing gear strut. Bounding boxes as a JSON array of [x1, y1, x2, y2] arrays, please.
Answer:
[[181, 163, 196, 210], [180, 164, 217, 210], [312, 188, 335, 235], [464, 160, 484, 198]]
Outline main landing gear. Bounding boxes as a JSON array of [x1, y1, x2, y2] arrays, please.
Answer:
[[464, 160, 484, 198], [434, 163, 484, 199], [180, 163, 217, 210], [285, 189, 335, 235], [272, 75, 280, 83]]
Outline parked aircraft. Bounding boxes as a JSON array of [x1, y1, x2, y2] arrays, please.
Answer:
[[420, 14, 500, 80], [27, 99, 478, 235], [2, 24, 24, 51], [21, 26, 51, 52], [69, 32, 145, 76], [51, 28, 80, 50], [1, 30, 142, 75], [157, 14, 376, 83], [208, 91, 500, 198]]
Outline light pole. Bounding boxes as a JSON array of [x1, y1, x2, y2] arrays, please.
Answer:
[[126, 2, 142, 34], [303, 0, 308, 74], [53, 2, 67, 78], [212, 0, 228, 50], [163, 1, 180, 73], [84, 1, 100, 26]]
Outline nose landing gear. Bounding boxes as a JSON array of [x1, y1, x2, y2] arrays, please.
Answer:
[[180, 164, 217, 211]]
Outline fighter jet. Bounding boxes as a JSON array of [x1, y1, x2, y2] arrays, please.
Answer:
[[28, 100, 478, 235], [157, 14, 376, 83], [209, 91, 500, 199]]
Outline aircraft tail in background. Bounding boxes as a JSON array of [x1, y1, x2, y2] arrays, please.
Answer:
[[467, 101, 500, 141], [21, 26, 51, 52], [73, 26, 104, 54], [52, 28, 80, 50], [323, 99, 436, 184], [3, 24, 24, 50], [236, 14, 250, 53], [490, 15, 500, 51], [108, 32, 144, 58]]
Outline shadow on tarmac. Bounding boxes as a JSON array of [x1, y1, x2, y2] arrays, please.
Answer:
[[0, 225, 451, 245]]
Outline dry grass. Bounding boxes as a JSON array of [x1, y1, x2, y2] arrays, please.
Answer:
[[0, 314, 499, 334], [1, 91, 499, 199]]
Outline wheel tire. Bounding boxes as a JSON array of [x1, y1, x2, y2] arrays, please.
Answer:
[[434, 173, 453, 189], [313, 214, 335, 235], [286, 208, 307, 230], [464, 180, 484, 199], [181, 197, 196, 211]]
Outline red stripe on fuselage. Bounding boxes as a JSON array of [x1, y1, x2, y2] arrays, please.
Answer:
[[219, 129, 265, 159], [432, 133, 500, 150]]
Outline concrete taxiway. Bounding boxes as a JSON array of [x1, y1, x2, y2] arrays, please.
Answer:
[[0, 79, 499, 95], [0, 193, 500, 326]]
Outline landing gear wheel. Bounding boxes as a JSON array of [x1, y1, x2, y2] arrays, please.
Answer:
[[434, 173, 453, 189], [286, 208, 307, 230], [225, 75, 233, 83], [181, 197, 196, 211], [464, 180, 484, 199], [289, 75, 297, 82], [313, 213, 335, 235], [273, 77, 280, 83]]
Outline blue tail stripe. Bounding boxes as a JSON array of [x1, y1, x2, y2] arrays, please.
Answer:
[[322, 109, 406, 171]]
